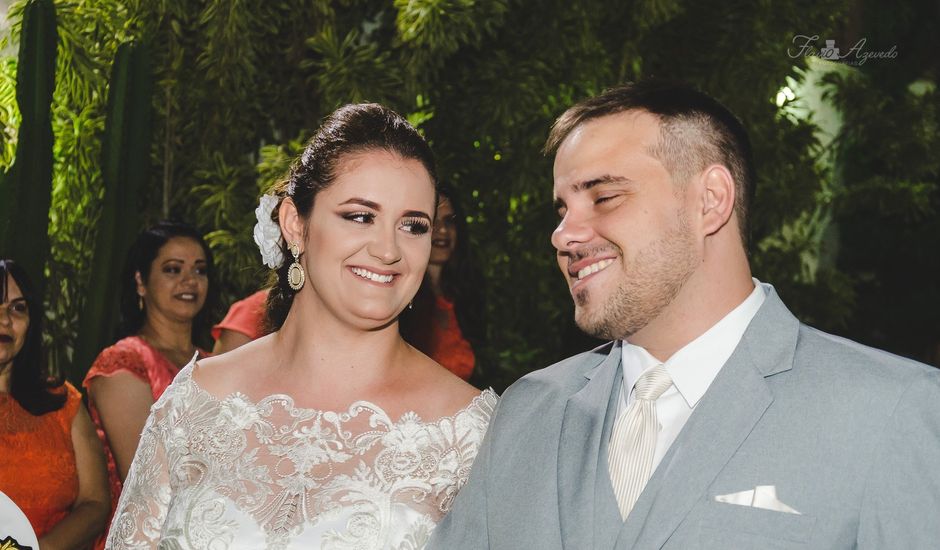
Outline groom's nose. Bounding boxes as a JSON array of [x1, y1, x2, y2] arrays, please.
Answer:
[[552, 210, 595, 253]]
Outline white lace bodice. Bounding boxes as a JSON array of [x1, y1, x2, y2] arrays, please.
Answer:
[[106, 362, 497, 550]]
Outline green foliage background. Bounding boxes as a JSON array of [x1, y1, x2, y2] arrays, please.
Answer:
[[1, 0, 937, 390]]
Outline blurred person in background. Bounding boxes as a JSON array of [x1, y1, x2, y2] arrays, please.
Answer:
[[83, 221, 215, 545], [0, 259, 109, 549], [400, 184, 485, 381]]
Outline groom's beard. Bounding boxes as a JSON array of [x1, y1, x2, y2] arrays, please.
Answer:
[[574, 208, 697, 341]]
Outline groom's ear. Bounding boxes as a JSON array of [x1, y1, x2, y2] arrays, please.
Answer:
[[279, 198, 305, 246], [699, 164, 736, 237]]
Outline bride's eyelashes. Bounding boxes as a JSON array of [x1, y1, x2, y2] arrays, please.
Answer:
[[401, 217, 430, 235], [342, 211, 374, 224]]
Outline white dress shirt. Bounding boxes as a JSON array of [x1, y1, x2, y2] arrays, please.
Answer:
[[615, 280, 767, 470]]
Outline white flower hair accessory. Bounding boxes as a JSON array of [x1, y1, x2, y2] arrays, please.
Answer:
[[253, 193, 284, 268]]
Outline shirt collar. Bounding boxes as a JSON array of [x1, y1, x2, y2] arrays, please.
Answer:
[[620, 279, 767, 409]]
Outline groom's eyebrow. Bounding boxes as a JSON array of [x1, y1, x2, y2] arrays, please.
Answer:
[[576, 175, 632, 192]]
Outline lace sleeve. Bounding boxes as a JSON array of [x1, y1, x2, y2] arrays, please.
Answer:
[[105, 379, 178, 548]]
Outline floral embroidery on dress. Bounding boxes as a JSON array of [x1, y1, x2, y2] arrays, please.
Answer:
[[107, 363, 497, 550]]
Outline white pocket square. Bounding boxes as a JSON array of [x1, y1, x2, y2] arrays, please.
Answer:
[[714, 485, 801, 515]]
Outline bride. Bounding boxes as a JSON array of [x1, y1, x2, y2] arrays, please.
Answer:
[[107, 103, 497, 549]]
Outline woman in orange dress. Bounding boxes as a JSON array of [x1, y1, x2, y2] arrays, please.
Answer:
[[83, 221, 216, 543], [0, 259, 109, 549], [400, 185, 485, 381]]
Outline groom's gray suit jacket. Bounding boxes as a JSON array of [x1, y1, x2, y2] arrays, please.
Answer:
[[429, 288, 940, 549]]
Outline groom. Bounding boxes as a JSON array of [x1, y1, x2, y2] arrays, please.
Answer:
[[429, 80, 940, 548]]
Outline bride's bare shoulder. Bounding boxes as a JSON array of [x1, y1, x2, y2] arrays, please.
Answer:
[[192, 334, 278, 396], [409, 353, 493, 419]]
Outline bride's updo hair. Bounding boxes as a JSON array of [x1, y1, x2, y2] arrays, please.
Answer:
[[265, 103, 437, 330]]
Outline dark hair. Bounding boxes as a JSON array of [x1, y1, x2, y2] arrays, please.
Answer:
[[117, 221, 217, 342], [544, 79, 756, 246], [400, 183, 485, 353], [266, 103, 438, 329], [0, 259, 66, 415]]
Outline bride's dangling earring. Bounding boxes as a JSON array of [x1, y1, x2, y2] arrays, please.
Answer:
[[287, 242, 305, 291]]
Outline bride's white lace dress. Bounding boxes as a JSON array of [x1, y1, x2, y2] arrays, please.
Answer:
[[106, 362, 497, 549]]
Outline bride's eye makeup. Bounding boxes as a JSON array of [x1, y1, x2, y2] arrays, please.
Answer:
[[401, 217, 431, 235], [343, 211, 375, 224]]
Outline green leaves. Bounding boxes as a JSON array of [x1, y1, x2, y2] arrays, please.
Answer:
[[394, 0, 509, 71], [305, 27, 403, 108], [0, 58, 19, 168]]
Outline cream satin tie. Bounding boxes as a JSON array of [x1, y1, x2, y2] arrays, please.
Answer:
[[607, 364, 673, 520]]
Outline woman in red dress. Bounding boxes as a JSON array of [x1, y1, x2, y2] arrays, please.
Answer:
[[0, 259, 109, 549], [83, 221, 216, 544]]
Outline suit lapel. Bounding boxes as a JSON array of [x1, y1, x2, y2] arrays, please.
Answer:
[[615, 289, 800, 549], [557, 342, 622, 548]]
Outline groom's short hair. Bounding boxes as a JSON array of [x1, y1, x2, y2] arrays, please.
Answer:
[[544, 80, 756, 247]]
